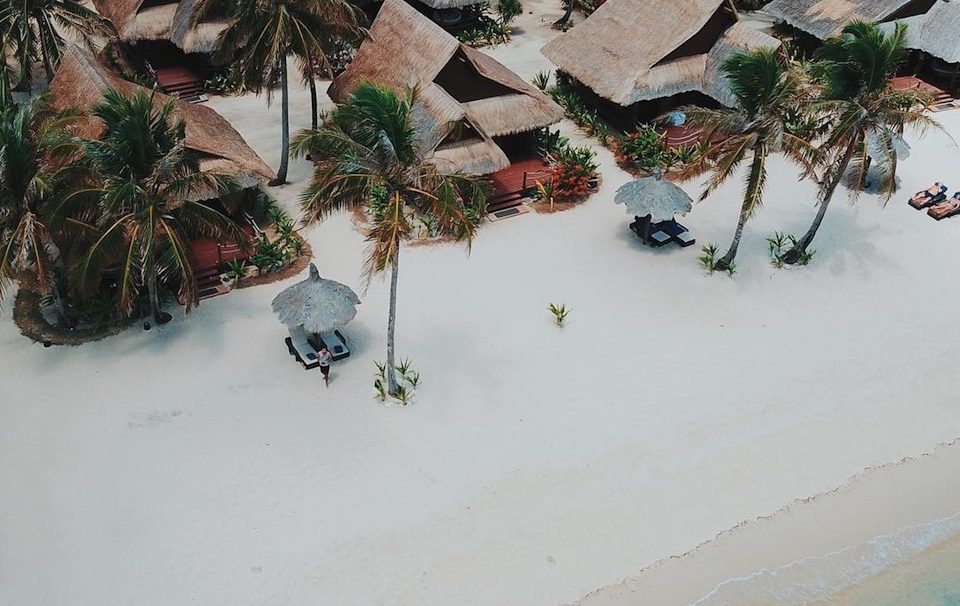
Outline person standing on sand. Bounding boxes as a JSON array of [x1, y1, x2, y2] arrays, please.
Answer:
[[318, 347, 332, 387]]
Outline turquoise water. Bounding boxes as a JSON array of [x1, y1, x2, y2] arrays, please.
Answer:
[[688, 512, 960, 606], [825, 531, 960, 606]]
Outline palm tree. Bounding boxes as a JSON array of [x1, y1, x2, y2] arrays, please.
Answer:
[[199, 0, 362, 185], [785, 21, 940, 263], [74, 89, 248, 324], [294, 83, 486, 395], [683, 48, 813, 271], [784, 21, 937, 262], [0, 0, 111, 90], [0, 95, 83, 316]]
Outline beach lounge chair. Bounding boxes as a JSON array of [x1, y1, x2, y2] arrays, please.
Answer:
[[928, 194, 960, 221], [315, 330, 351, 361], [654, 219, 696, 247], [630, 215, 671, 247], [909, 184, 947, 209], [285, 325, 320, 369]]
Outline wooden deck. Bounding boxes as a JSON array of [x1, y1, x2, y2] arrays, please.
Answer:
[[190, 225, 254, 272], [486, 157, 552, 211], [154, 65, 206, 102], [891, 75, 957, 110]]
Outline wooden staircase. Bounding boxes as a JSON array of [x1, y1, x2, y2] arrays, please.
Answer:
[[153, 65, 207, 103], [487, 159, 553, 213]]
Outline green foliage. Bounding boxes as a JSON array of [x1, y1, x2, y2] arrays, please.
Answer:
[[548, 302, 570, 327], [456, 3, 513, 46], [768, 232, 815, 267], [618, 124, 668, 171], [699, 244, 734, 275], [252, 240, 285, 272], [535, 128, 569, 157], [373, 358, 420, 403], [532, 70, 551, 92], [225, 259, 248, 283], [496, 0, 523, 24], [204, 70, 245, 96]]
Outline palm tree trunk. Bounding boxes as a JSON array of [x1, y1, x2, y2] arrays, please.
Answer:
[[308, 71, 318, 131], [38, 30, 54, 83], [386, 245, 401, 396], [146, 258, 162, 323], [554, 0, 574, 27], [785, 141, 858, 263], [271, 52, 290, 186], [716, 217, 746, 271]]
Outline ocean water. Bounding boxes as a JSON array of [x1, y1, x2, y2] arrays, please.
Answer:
[[826, 531, 960, 606], [687, 512, 960, 606]]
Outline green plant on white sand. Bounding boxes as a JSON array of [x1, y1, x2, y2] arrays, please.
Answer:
[[548, 303, 570, 327], [373, 358, 420, 405]]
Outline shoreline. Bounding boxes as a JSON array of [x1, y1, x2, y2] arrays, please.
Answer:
[[574, 437, 960, 606]]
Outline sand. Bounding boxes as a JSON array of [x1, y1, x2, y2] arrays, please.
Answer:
[[3, 3, 960, 606], [575, 439, 960, 606]]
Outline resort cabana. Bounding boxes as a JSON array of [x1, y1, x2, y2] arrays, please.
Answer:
[[764, 0, 960, 97], [49, 47, 274, 284], [540, 0, 780, 131], [91, 0, 226, 101], [329, 0, 564, 209]]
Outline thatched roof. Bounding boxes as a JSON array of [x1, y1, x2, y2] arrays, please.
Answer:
[[765, 0, 960, 63], [328, 0, 563, 175], [417, 0, 483, 9], [48, 47, 273, 191], [91, 0, 226, 54], [541, 0, 781, 107]]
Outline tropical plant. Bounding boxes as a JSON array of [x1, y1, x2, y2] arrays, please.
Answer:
[[73, 89, 249, 324], [294, 83, 486, 395], [784, 21, 938, 263], [0, 95, 84, 318], [768, 232, 814, 267], [199, 0, 363, 185], [698, 243, 736, 275], [532, 70, 551, 92], [682, 48, 814, 271], [496, 0, 523, 25], [548, 302, 570, 326], [225, 259, 248, 284], [0, 0, 112, 90]]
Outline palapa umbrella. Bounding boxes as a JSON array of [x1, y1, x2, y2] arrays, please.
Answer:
[[271, 263, 360, 333], [614, 170, 693, 222]]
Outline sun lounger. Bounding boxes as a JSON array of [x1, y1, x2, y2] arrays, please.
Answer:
[[909, 185, 947, 209], [649, 230, 671, 247], [315, 330, 351, 361], [928, 202, 960, 221], [654, 219, 696, 247], [285, 325, 320, 369], [909, 192, 947, 209]]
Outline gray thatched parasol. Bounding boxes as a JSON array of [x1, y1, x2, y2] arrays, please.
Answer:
[[271, 264, 360, 333], [614, 171, 693, 221]]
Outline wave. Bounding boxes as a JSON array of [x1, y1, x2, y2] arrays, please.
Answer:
[[687, 512, 960, 606]]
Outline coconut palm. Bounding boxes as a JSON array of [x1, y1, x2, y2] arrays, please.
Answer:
[[294, 83, 486, 395], [0, 95, 84, 315], [199, 0, 362, 185], [0, 0, 111, 90], [683, 48, 814, 271], [784, 21, 937, 262], [74, 89, 248, 324]]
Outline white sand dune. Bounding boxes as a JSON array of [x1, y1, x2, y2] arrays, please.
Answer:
[[3, 4, 960, 605]]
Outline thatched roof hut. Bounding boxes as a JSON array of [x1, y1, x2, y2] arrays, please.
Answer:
[[540, 0, 780, 108], [49, 47, 273, 193], [764, 0, 960, 63], [328, 0, 564, 175], [91, 0, 225, 54]]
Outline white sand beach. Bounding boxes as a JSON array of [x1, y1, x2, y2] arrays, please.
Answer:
[[3, 3, 960, 606]]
